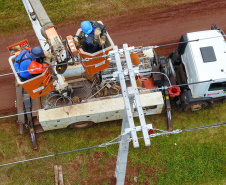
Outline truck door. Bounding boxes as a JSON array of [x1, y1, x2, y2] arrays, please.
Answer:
[[205, 81, 226, 98]]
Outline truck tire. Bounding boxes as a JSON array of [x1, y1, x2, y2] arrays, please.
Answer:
[[184, 101, 208, 112], [68, 121, 95, 129], [212, 97, 226, 105]]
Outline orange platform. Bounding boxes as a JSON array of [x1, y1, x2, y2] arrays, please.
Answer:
[[8, 55, 53, 99], [75, 21, 114, 75], [78, 49, 111, 75]]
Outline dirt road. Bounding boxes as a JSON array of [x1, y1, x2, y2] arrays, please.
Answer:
[[0, 0, 226, 113]]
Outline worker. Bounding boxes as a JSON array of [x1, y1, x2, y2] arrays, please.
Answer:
[[78, 20, 107, 53], [14, 46, 51, 81]]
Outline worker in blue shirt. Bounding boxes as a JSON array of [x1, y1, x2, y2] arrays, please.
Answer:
[[14, 46, 49, 80], [78, 20, 107, 53]]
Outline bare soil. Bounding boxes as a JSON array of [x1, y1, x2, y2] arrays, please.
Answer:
[[0, 0, 226, 114]]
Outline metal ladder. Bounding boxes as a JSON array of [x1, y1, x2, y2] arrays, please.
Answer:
[[112, 44, 153, 185]]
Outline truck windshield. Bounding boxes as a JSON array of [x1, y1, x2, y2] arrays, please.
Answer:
[[208, 82, 226, 91]]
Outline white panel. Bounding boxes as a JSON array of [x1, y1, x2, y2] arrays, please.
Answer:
[[38, 92, 164, 130]]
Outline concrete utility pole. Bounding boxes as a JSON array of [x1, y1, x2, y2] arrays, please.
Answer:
[[112, 44, 153, 185]]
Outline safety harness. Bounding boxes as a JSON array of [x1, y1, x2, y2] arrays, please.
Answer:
[[15, 49, 33, 81]]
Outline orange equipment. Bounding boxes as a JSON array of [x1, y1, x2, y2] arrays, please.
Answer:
[[75, 22, 114, 75], [143, 78, 157, 89], [78, 49, 111, 75], [66, 35, 78, 57], [135, 75, 142, 87], [21, 69, 54, 99], [8, 40, 30, 56], [8, 40, 54, 99], [130, 52, 141, 66]]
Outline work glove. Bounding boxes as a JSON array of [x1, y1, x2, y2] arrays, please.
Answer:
[[73, 39, 81, 47], [94, 28, 101, 37], [43, 51, 55, 74], [44, 50, 52, 65], [78, 32, 84, 39], [100, 36, 106, 46]]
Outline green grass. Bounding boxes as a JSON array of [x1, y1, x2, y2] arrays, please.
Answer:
[[0, 103, 225, 184], [0, 0, 201, 37]]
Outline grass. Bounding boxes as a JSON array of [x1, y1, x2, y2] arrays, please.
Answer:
[[0, 0, 202, 37], [0, 103, 225, 185]]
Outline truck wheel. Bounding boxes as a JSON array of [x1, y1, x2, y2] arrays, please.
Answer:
[[184, 101, 208, 112], [212, 97, 225, 105], [68, 121, 95, 129]]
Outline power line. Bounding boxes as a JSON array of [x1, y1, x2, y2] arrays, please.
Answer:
[[0, 77, 221, 120], [181, 122, 226, 132], [1, 35, 225, 119], [0, 122, 225, 167], [0, 135, 122, 167], [138, 123, 226, 140], [139, 79, 215, 94], [0, 110, 38, 119], [3, 34, 226, 78], [0, 145, 100, 167]]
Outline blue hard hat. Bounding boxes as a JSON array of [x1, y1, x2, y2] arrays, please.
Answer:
[[81, 21, 92, 34], [31, 46, 44, 58]]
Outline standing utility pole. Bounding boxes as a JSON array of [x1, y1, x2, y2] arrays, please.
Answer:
[[112, 44, 153, 185]]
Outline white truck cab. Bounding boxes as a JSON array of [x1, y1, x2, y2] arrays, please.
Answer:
[[169, 26, 226, 111]]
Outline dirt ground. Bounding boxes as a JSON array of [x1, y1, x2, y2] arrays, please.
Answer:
[[0, 0, 226, 114]]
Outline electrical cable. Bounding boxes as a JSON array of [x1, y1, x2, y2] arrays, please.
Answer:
[[1, 34, 226, 119], [0, 110, 38, 119], [3, 34, 226, 78], [181, 122, 226, 132], [0, 122, 225, 167], [0, 145, 100, 167], [0, 77, 222, 120], [136, 123, 226, 140], [0, 72, 15, 77], [148, 71, 172, 86], [139, 79, 215, 94]]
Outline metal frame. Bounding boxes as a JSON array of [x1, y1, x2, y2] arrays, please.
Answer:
[[22, 0, 49, 50], [112, 44, 152, 185]]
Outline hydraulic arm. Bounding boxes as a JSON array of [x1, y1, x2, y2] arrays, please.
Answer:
[[22, 0, 70, 94]]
